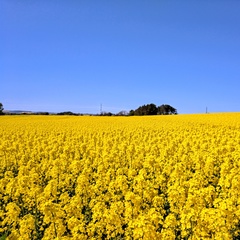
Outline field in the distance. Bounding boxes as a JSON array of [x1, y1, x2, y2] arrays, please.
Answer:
[[0, 113, 240, 239]]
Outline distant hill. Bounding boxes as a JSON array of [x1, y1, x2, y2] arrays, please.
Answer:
[[3, 110, 33, 114]]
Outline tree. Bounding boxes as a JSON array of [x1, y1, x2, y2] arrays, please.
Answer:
[[100, 111, 113, 116], [158, 104, 177, 115], [129, 103, 177, 116], [129, 110, 135, 116], [0, 102, 4, 115], [57, 111, 77, 115], [134, 103, 158, 116]]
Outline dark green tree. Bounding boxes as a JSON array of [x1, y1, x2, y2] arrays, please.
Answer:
[[100, 111, 113, 116], [158, 104, 177, 115], [129, 110, 135, 116], [57, 111, 77, 115], [0, 102, 4, 115], [129, 103, 177, 116], [133, 103, 158, 116]]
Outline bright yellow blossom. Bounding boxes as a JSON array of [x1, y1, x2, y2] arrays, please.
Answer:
[[0, 113, 240, 239]]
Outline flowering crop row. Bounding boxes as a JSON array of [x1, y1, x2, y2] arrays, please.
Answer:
[[0, 114, 240, 239]]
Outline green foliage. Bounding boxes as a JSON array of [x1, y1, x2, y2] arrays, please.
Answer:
[[158, 104, 177, 115], [134, 103, 158, 116], [0, 233, 7, 240], [57, 111, 78, 115], [0, 103, 4, 115], [100, 111, 113, 116], [130, 103, 177, 116]]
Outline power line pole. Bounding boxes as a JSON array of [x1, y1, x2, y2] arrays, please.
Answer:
[[100, 104, 102, 115]]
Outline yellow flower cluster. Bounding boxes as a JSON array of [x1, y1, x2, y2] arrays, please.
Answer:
[[0, 113, 240, 239]]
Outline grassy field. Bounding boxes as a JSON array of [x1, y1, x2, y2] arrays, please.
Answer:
[[0, 113, 240, 239]]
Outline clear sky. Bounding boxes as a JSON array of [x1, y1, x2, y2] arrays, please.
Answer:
[[1, 0, 240, 114]]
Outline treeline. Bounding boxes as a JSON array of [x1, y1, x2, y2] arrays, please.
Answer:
[[0, 102, 177, 116], [129, 104, 177, 116], [0, 103, 4, 115], [57, 111, 79, 116]]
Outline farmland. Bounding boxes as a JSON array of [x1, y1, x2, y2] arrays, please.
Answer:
[[0, 113, 240, 239]]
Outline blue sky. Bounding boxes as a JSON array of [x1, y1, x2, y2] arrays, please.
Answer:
[[1, 0, 240, 114]]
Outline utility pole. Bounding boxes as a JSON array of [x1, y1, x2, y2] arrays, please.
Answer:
[[100, 104, 102, 115], [206, 107, 208, 114]]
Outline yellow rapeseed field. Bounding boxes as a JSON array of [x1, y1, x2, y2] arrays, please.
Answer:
[[0, 113, 240, 239]]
